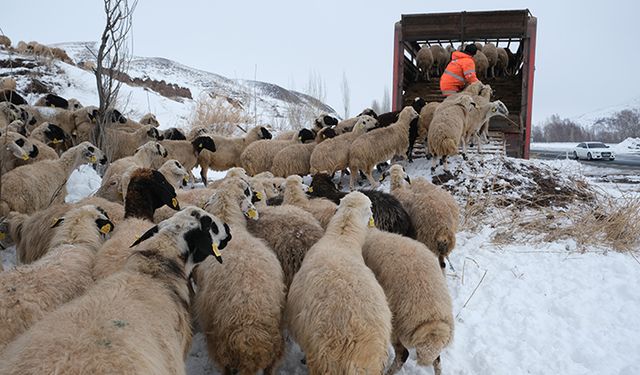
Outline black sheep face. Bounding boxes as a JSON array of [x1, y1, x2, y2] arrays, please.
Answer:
[[155, 143, 168, 158], [44, 124, 67, 145], [321, 128, 337, 139], [412, 97, 427, 112], [164, 128, 187, 140], [359, 108, 378, 119], [192, 136, 216, 153], [45, 94, 69, 109], [260, 127, 272, 140], [150, 170, 180, 210], [297, 128, 315, 143], [323, 115, 339, 126], [147, 127, 161, 140]]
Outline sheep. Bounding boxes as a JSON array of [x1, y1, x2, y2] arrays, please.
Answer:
[[71, 105, 98, 143], [334, 108, 378, 134], [430, 44, 448, 76], [0, 141, 105, 216], [20, 105, 95, 136], [283, 175, 337, 228], [427, 94, 476, 171], [0, 35, 11, 49], [274, 114, 338, 140], [105, 124, 162, 161], [482, 42, 498, 78], [240, 137, 297, 176], [271, 126, 336, 178], [162, 127, 186, 140], [373, 97, 426, 129], [309, 115, 378, 181], [67, 98, 83, 110], [27, 122, 70, 154], [121, 159, 189, 200], [246, 204, 324, 288], [287, 191, 392, 374], [95, 141, 168, 202], [16, 41, 28, 53], [0, 130, 39, 175], [309, 173, 415, 237], [0, 207, 230, 375], [388, 164, 459, 269], [139, 112, 160, 127], [0, 89, 27, 106], [496, 47, 509, 77], [7, 197, 123, 264], [0, 77, 16, 91], [348, 106, 419, 190], [78, 60, 96, 71], [196, 125, 272, 185], [160, 135, 216, 175], [14, 138, 58, 167], [362, 229, 454, 375], [417, 45, 434, 81], [417, 102, 440, 146], [194, 177, 286, 374], [464, 98, 509, 153], [34, 93, 69, 109], [0, 205, 114, 352], [93, 168, 181, 280], [473, 50, 489, 80]]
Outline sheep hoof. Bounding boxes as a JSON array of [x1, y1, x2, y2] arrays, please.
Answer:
[[426, 153, 433, 160], [300, 356, 307, 365], [461, 153, 468, 161]]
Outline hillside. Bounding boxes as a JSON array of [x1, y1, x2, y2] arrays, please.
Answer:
[[1, 41, 338, 132]]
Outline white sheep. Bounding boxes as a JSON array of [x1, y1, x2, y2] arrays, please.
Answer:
[[417, 45, 434, 81], [348, 106, 419, 190], [0, 207, 230, 375], [105, 124, 162, 161], [482, 42, 499, 78], [0, 205, 114, 352], [271, 126, 336, 178], [427, 95, 476, 171], [194, 177, 286, 374], [282, 175, 337, 228], [0, 142, 106, 216], [287, 192, 392, 374]]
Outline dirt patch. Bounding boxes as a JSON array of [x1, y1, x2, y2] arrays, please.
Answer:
[[0, 58, 37, 69], [24, 78, 51, 94]]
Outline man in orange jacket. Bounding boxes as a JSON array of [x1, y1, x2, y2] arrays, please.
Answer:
[[440, 44, 481, 96]]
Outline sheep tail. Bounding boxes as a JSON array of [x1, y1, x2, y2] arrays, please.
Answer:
[[441, 138, 458, 156], [413, 319, 453, 366]]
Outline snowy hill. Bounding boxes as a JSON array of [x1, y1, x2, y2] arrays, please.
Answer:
[[570, 96, 640, 128], [1, 41, 338, 132]]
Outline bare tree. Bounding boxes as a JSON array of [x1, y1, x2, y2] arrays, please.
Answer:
[[341, 72, 350, 119], [381, 86, 391, 113], [90, 0, 138, 160], [305, 70, 326, 103], [371, 99, 382, 115]]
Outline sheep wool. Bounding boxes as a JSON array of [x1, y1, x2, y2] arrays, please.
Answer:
[[287, 192, 392, 374], [271, 126, 336, 178], [283, 175, 337, 228], [0, 207, 230, 375], [362, 229, 453, 375], [0, 205, 114, 352], [195, 178, 285, 374], [417, 45, 434, 81], [427, 95, 476, 170]]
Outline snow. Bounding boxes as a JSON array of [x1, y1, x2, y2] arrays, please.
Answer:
[[532, 138, 640, 155]]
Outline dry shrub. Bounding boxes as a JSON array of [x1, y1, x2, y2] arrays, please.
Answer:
[[491, 191, 640, 252], [188, 93, 252, 136]]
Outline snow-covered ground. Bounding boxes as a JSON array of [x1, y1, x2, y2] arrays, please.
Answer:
[[3, 155, 638, 375]]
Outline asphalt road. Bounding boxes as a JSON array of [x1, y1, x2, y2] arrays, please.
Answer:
[[530, 149, 640, 170]]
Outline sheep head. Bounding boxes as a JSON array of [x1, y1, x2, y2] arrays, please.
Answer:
[[336, 191, 375, 229], [192, 136, 216, 154], [398, 106, 419, 123]]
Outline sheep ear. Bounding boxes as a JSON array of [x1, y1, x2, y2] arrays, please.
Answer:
[[130, 225, 159, 247], [51, 217, 64, 228]]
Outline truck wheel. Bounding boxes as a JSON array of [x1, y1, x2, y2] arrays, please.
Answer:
[[587, 152, 593, 160]]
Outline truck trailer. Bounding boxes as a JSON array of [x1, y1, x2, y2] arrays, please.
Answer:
[[392, 9, 537, 158]]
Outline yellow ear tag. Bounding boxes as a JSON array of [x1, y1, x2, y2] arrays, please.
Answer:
[[307, 186, 313, 193], [91, 118, 96, 123], [52, 217, 59, 225], [368, 216, 375, 228], [183, 176, 189, 183], [171, 198, 178, 208], [256, 191, 264, 201], [298, 137, 302, 141], [212, 243, 221, 257], [492, 107, 497, 112], [0, 232, 5, 241], [199, 143, 203, 148], [89, 155, 97, 163], [53, 138, 62, 144], [21, 154, 29, 160], [246, 208, 257, 219], [100, 223, 112, 234]]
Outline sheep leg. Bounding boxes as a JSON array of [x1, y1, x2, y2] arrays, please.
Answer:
[[200, 165, 208, 187], [433, 355, 443, 375], [349, 168, 358, 191], [385, 341, 410, 375], [442, 156, 449, 171], [365, 168, 379, 189]]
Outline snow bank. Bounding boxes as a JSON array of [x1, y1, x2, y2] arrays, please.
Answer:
[[611, 137, 640, 155], [65, 165, 102, 203]]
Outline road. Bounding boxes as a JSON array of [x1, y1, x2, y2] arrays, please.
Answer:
[[530, 149, 640, 170]]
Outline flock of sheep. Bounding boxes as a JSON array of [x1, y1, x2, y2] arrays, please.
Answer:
[[0, 37, 514, 374], [416, 41, 522, 81]]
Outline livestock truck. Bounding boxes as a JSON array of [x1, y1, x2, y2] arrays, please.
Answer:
[[392, 9, 537, 158]]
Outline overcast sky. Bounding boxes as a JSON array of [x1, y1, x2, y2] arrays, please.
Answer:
[[4, 0, 640, 125]]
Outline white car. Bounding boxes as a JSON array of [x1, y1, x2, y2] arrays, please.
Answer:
[[573, 142, 615, 160]]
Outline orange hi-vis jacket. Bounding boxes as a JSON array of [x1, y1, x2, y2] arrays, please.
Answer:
[[440, 51, 479, 96]]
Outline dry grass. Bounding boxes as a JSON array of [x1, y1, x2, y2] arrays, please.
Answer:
[[188, 93, 252, 136]]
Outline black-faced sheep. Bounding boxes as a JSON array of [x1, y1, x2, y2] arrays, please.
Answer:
[[194, 177, 286, 374], [0, 89, 27, 106], [334, 108, 378, 134], [0, 142, 106, 216], [309, 173, 415, 237], [0, 130, 39, 175], [160, 135, 216, 176], [162, 127, 186, 140], [195, 125, 272, 185], [34, 94, 69, 109], [286, 192, 391, 374], [0, 205, 114, 352], [271, 126, 336, 178], [348, 106, 419, 190], [93, 168, 181, 280], [0, 207, 230, 375], [363, 229, 454, 375], [105, 124, 162, 161]]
